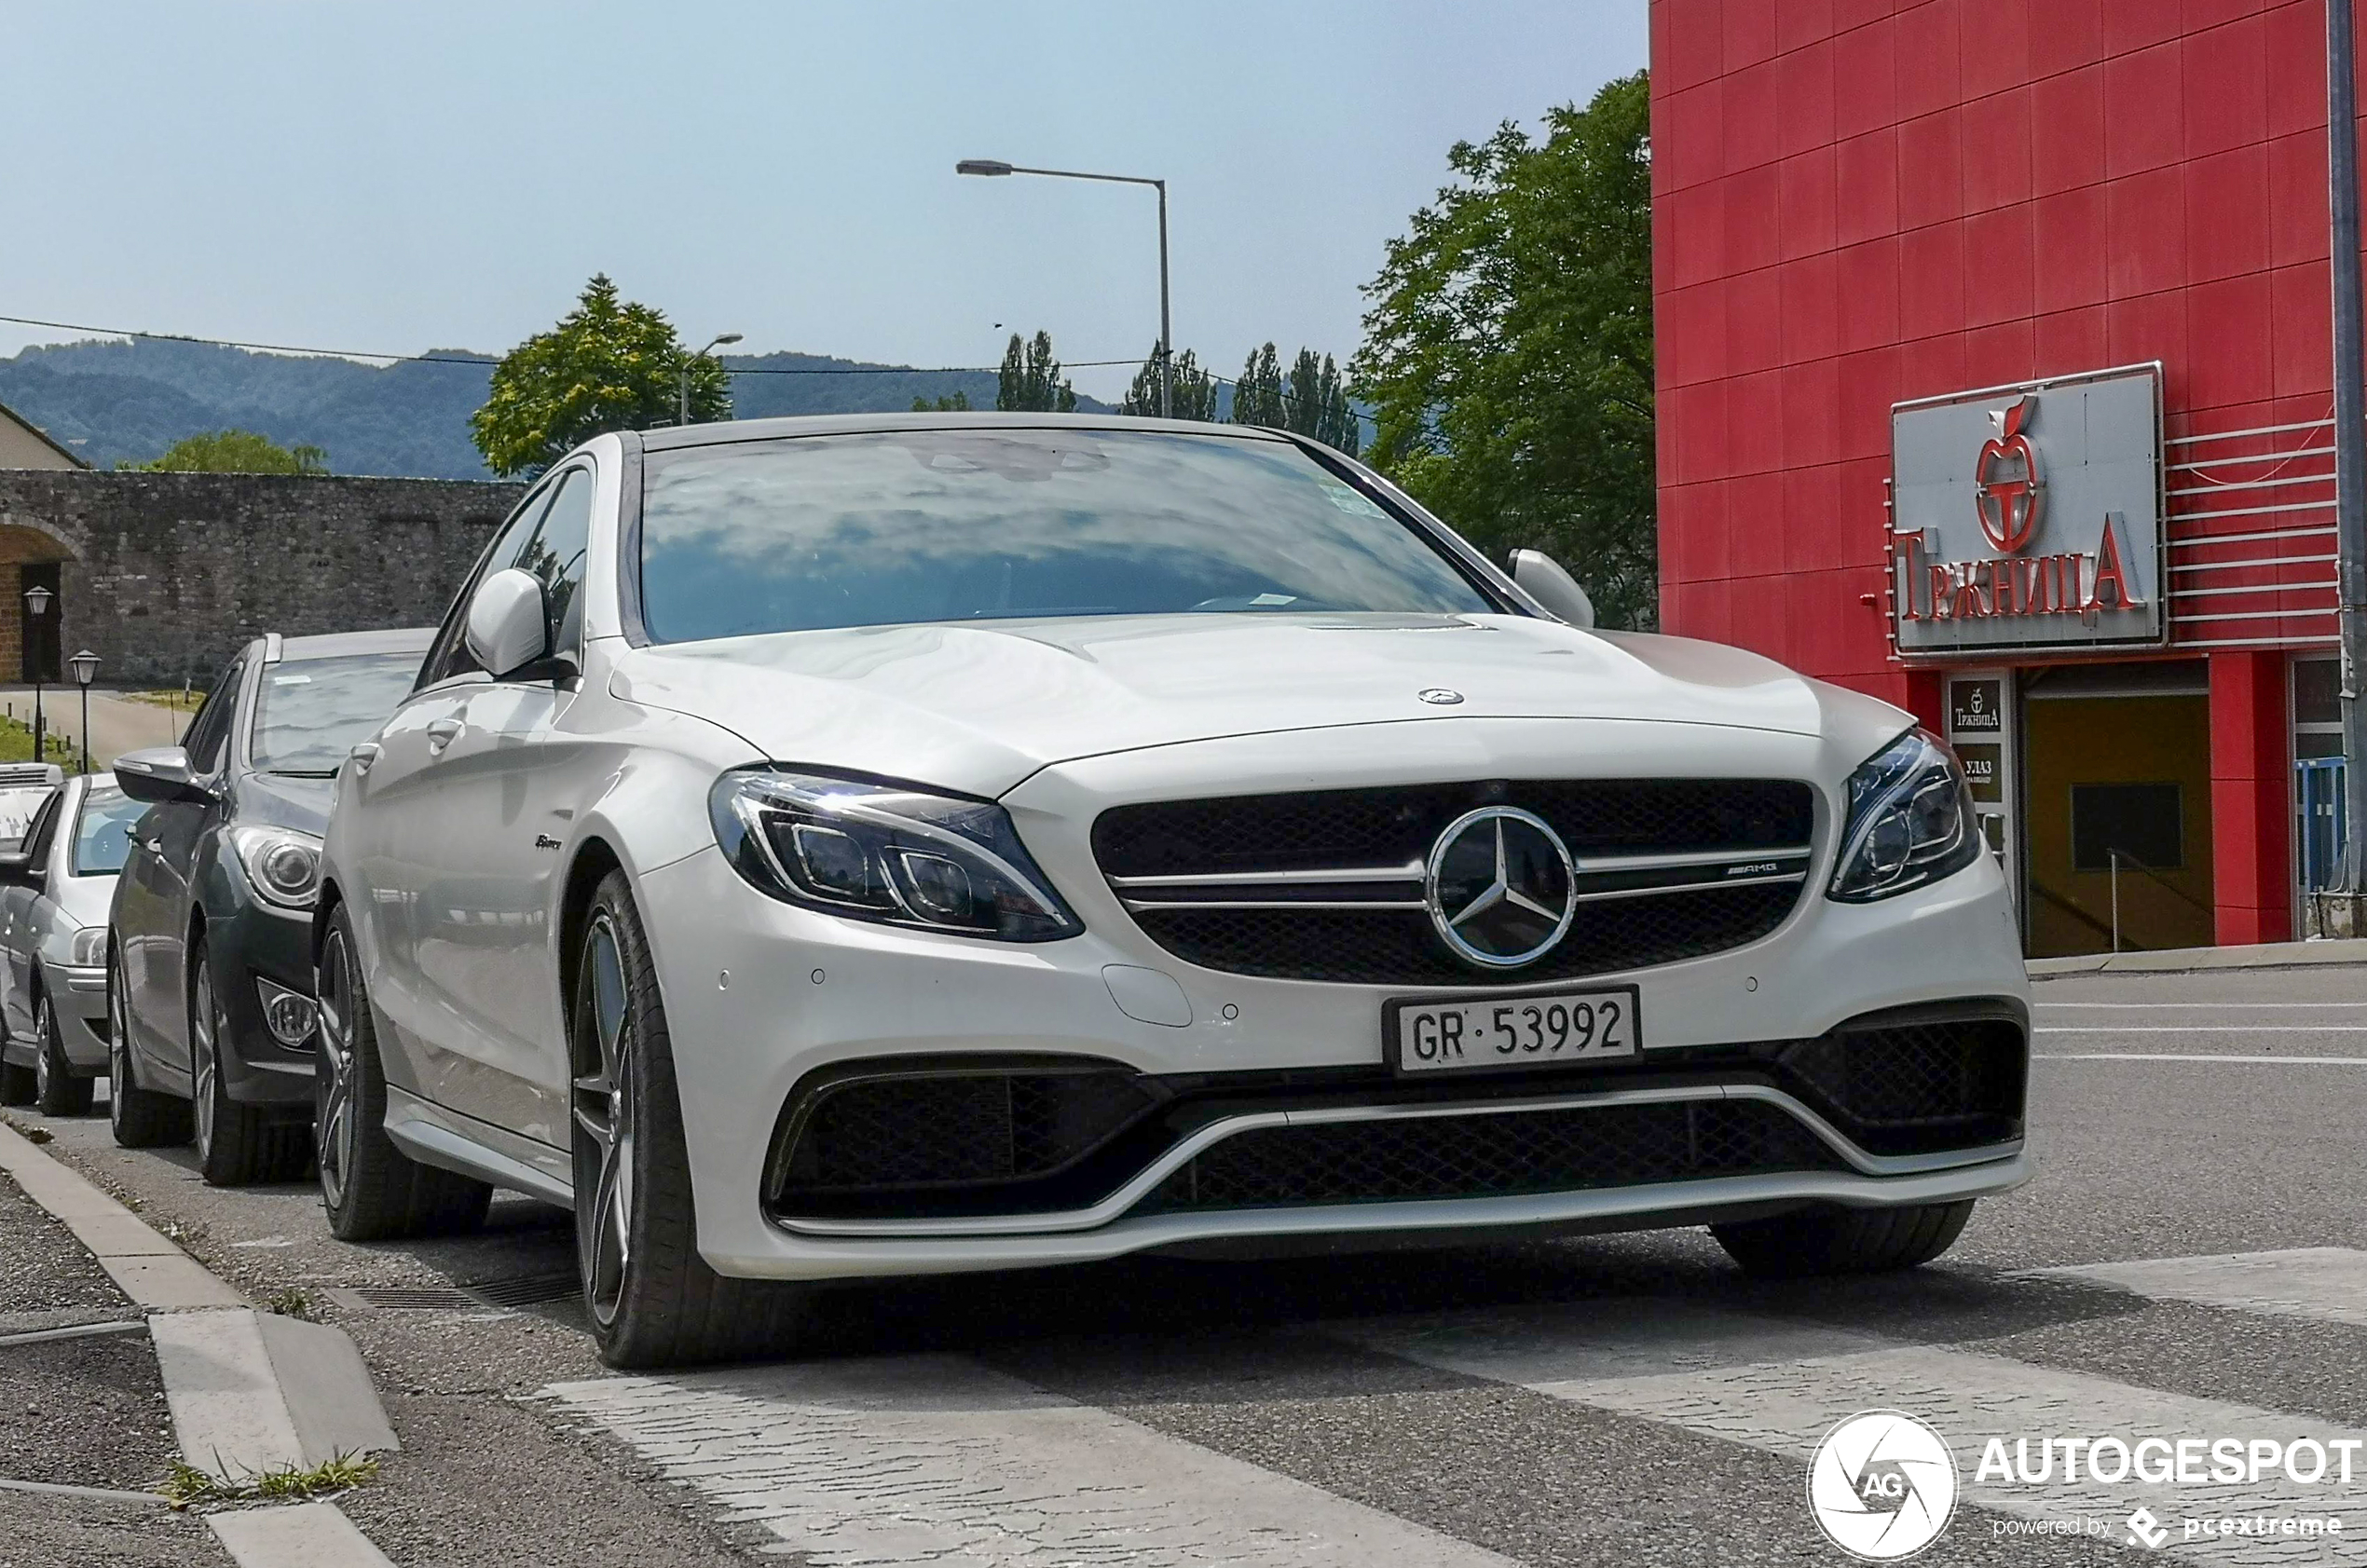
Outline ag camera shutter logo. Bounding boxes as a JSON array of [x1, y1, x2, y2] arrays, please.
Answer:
[[1808, 1410, 1959, 1561]]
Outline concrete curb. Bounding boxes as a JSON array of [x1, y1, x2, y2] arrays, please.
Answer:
[[2029, 936, 2367, 976], [0, 1119, 401, 1565]]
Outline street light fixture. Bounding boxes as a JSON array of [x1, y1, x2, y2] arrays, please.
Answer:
[[68, 649, 98, 776], [958, 157, 1172, 417], [21, 583, 50, 765], [679, 333, 743, 429]]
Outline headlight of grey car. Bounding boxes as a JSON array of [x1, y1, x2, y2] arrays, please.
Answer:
[[1827, 729, 1981, 903], [225, 825, 323, 910], [69, 927, 107, 967], [708, 769, 1081, 941]]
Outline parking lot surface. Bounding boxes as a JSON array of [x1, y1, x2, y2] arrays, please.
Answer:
[[7, 962, 2367, 1564]]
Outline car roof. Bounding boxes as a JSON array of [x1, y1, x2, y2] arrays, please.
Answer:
[[636, 410, 1300, 455], [269, 627, 435, 662]]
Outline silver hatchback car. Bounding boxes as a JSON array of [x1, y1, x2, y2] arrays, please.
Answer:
[[0, 774, 146, 1113]]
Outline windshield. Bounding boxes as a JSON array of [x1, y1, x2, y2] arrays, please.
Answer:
[[72, 786, 144, 876], [637, 429, 1495, 643], [0, 785, 51, 853], [250, 652, 423, 774]]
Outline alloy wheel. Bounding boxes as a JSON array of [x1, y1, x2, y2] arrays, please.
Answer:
[[191, 959, 219, 1159], [571, 914, 636, 1329], [32, 998, 53, 1104], [315, 930, 359, 1211]]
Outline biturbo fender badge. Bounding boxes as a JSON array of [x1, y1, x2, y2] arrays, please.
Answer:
[[1423, 807, 1578, 968], [535, 834, 562, 851]]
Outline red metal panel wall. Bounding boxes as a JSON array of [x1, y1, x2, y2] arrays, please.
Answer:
[[1650, 0, 2341, 703]]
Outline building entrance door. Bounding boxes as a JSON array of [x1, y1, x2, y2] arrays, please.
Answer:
[[2021, 676, 2214, 957]]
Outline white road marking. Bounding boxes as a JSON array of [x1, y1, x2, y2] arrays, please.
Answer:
[[2036, 1026, 2367, 1033], [543, 1354, 1515, 1568], [1331, 1302, 2367, 1561], [2034, 1054, 2367, 1065], [2037, 1003, 2367, 1010], [2025, 1248, 2367, 1330]]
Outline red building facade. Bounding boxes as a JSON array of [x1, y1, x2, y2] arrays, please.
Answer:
[[1650, 0, 2353, 952]]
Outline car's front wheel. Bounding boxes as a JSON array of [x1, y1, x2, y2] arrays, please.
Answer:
[[572, 869, 801, 1369], [32, 991, 93, 1116], [1711, 1200, 1976, 1277], [315, 907, 489, 1239], [190, 949, 301, 1185], [108, 950, 191, 1149]]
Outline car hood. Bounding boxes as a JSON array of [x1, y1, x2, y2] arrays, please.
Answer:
[[236, 771, 334, 835], [609, 613, 1859, 798]]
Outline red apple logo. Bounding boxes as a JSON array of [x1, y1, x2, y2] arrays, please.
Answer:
[[1974, 395, 2043, 554]]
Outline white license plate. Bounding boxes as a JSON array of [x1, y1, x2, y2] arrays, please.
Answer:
[[1387, 986, 1641, 1076]]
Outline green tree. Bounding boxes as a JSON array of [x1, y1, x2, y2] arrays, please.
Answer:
[[910, 389, 973, 412], [1229, 343, 1287, 428], [1116, 343, 1219, 419], [1353, 73, 1655, 628], [470, 274, 729, 477], [995, 331, 1077, 413], [1285, 348, 1361, 456], [131, 429, 327, 474]]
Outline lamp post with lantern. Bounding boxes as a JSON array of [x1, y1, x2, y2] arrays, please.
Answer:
[[21, 583, 51, 764], [67, 650, 98, 776]]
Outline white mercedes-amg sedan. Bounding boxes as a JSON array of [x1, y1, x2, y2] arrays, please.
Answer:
[[316, 414, 2030, 1367]]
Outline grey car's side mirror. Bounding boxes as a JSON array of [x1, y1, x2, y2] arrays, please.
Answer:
[[0, 847, 38, 888], [1509, 549, 1597, 630], [115, 746, 210, 806], [465, 567, 552, 680]]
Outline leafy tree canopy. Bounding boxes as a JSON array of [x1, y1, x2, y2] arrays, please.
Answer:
[[911, 389, 973, 412], [1230, 344, 1287, 429], [1117, 343, 1220, 420], [996, 331, 1076, 413], [1228, 344, 1361, 457], [470, 275, 729, 477], [1353, 72, 1655, 627], [130, 429, 327, 475]]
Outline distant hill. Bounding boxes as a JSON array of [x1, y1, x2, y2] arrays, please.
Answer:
[[0, 338, 1110, 479]]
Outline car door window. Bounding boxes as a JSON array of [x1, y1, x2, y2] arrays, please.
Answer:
[[419, 479, 558, 688], [513, 467, 594, 661], [182, 658, 246, 777]]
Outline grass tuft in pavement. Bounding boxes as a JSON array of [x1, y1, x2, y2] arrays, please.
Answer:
[[160, 1452, 380, 1509]]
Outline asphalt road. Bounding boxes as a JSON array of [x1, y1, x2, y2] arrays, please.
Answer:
[[7, 961, 2367, 1565]]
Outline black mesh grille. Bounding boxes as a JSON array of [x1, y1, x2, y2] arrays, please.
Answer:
[[1097, 779, 1813, 985], [1778, 1017, 2026, 1155], [1134, 881, 1801, 986], [1095, 778, 1813, 878], [1139, 1098, 1840, 1212], [776, 1069, 1160, 1199]]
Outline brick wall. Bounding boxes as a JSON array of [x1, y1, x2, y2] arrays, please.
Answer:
[[0, 471, 524, 685]]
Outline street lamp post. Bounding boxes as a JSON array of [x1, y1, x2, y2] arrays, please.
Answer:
[[957, 158, 1171, 417], [679, 333, 743, 428], [21, 583, 50, 765], [67, 650, 98, 776]]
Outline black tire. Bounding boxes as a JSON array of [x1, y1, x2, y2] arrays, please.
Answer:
[[108, 950, 191, 1149], [32, 990, 94, 1117], [0, 1053, 32, 1106], [190, 949, 303, 1185], [315, 906, 490, 1241], [1712, 1200, 1976, 1278], [573, 870, 802, 1369]]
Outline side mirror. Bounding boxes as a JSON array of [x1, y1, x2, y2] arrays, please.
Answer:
[[1510, 549, 1597, 630], [115, 747, 210, 806], [465, 567, 553, 680], [0, 848, 39, 888]]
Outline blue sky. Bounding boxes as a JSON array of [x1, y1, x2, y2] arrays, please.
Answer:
[[1, 2, 1644, 402]]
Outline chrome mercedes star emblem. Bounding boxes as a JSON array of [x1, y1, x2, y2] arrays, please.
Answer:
[[1423, 806, 1578, 968], [1417, 688, 1464, 705]]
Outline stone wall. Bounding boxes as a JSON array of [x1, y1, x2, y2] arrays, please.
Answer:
[[0, 471, 526, 686]]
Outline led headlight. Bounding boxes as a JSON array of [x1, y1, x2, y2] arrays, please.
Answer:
[[1827, 728, 1981, 903], [69, 926, 107, 967], [709, 770, 1081, 941], [225, 825, 322, 910]]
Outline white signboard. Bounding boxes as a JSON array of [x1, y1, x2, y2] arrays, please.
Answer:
[[1889, 365, 2164, 656]]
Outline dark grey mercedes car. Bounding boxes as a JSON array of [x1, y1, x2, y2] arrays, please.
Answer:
[[110, 627, 431, 1184]]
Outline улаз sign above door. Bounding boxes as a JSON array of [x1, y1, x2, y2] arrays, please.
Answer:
[[1887, 363, 2165, 658]]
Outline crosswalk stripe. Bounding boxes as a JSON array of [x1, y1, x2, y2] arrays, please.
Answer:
[[2026, 1248, 2367, 1330], [1329, 1302, 2367, 1561], [543, 1353, 1516, 1568]]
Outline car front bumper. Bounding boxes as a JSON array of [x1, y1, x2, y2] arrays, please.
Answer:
[[48, 961, 110, 1072], [635, 818, 2032, 1283]]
